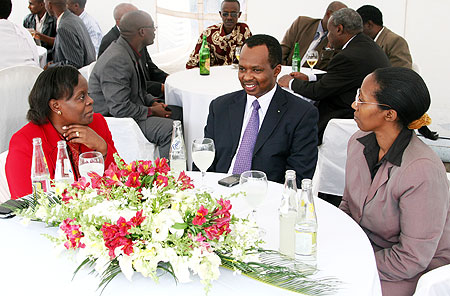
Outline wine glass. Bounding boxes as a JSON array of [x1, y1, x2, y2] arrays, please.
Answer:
[[239, 170, 268, 220], [79, 151, 104, 182], [233, 46, 241, 68], [192, 138, 215, 188], [305, 50, 318, 73]]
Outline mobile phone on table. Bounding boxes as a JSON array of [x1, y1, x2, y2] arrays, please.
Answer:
[[218, 174, 240, 187]]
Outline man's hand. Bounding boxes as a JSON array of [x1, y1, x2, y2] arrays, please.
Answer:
[[290, 72, 308, 81], [150, 102, 171, 118], [278, 74, 294, 88]]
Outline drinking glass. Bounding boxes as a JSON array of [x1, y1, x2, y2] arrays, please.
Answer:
[[235, 46, 241, 62], [79, 151, 104, 181], [233, 46, 241, 68], [192, 138, 215, 188], [239, 170, 268, 220], [305, 50, 319, 73]]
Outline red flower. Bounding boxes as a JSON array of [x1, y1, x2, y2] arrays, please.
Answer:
[[204, 225, 220, 240], [130, 210, 146, 227], [155, 175, 168, 187], [154, 158, 170, 174], [177, 172, 194, 190], [124, 172, 141, 188], [213, 198, 232, 218], [61, 189, 73, 203], [72, 177, 90, 190], [192, 205, 208, 226], [60, 218, 85, 249], [137, 160, 155, 176]]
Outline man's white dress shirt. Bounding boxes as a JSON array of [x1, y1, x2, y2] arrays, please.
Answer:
[[80, 10, 103, 55]]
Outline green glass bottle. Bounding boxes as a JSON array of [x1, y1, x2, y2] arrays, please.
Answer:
[[291, 42, 301, 72], [199, 35, 210, 75]]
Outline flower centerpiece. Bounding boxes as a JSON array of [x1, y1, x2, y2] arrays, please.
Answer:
[[14, 154, 338, 295]]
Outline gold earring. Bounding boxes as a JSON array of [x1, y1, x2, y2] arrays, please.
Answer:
[[57, 110, 62, 115]]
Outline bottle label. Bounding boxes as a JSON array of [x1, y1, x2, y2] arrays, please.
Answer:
[[64, 159, 72, 175], [171, 139, 182, 151], [295, 231, 316, 255]]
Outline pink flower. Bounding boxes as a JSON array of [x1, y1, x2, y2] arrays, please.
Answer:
[[154, 158, 170, 174], [124, 172, 141, 188], [137, 160, 155, 176], [192, 205, 208, 226], [72, 177, 90, 190], [130, 210, 146, 227], [155, 175, 168, 187], [60, 218, 85, 249], [61, 189, 73, 203], [213, 198, 232, 218], [204, 225, 220, 240], [177, 172, 194, 190]]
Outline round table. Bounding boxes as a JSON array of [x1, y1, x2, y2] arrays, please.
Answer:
[[165, 65, 325, 169], [0, 172, 381, 295]]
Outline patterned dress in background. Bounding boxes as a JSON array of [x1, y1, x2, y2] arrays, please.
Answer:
[[186, 22, 252, 69]]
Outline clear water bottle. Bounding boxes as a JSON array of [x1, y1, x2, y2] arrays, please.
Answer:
[[54, 140, 74, 185], [295, 178, 317, 267], [279, 170, 298, 258], [31, 137, 51, 197], [169, 120, 186, 174]]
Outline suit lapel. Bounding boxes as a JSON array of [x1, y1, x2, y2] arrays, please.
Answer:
[[365, 161, 393, 204], [253, 86, 287, 155], [228, 91, 246, 156]]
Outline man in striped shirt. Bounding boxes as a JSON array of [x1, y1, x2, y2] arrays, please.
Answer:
[[44, 0, 95, 69]]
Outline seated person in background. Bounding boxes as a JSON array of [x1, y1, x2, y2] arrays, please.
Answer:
[[280, 1, 347, 70], [186, 0, 252, 69], [0, 0, 39, 69], [67, 0, 103, 56], [204, 34, 318, 186], [357, 5, 412, 69], [279, 8, 390, 143], [90, 10, 181, 160], [98, 3, 168, 99], [23, 0, 57, 59], [340, 67, 450, 296], [44, 0, 95, 69], [6, 66, 118, 200]]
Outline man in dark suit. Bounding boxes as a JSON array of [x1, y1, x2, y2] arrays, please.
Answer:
[[98, 3, 167, 98], [279, 8, 390, 142], [89, 10, 177, 159], [281, 1, 347, 70], [43, 0, 95, 69], [205, 34, 319, 186]]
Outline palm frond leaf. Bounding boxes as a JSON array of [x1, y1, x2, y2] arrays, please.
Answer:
[[218, 250, 340, 295]]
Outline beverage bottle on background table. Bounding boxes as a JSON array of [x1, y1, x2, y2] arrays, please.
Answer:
[[31, 137, 51, 197], [291, 42, 301, 72], [279, 170, 298, 258], [169, 120, 187, 174], [54, 140, 74, 185], [199, 35, 210, 75], [295, 178, 317, 267]]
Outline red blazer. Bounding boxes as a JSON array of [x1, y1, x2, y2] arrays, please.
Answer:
[[6, 113, 118, 199]]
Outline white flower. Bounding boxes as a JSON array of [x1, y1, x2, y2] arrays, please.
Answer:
[[118, 254, 134, 281], [170, 255, 191, 283], [141, 187, 156, 200]]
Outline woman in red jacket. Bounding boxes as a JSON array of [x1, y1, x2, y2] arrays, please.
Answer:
[[6, 65, 118, 199]]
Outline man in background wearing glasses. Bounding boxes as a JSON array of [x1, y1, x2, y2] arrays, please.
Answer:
[[186, 0, 252, 69]]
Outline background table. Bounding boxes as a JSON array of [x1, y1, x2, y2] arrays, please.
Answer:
[[165, 66, 325, 169], [0, 172, 381, 296]]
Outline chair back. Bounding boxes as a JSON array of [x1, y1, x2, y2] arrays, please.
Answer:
[[104, 117, 158, 163], [0, 150, 10, 202], [0, 65, 43, 152], [414, 264, 450, 296], [314, 118, 359, 196]]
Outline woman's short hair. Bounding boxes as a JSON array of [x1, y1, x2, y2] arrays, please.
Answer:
[[27, 66, 80, 125], [373, 67, 430, 128]]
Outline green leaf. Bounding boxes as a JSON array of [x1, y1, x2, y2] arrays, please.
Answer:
[[172, 222, 187, 230]]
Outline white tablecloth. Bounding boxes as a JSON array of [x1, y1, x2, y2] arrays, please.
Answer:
[[0, 172, 381, 296], [165, 66, 325, 169], [36, 45, 47, 68]]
